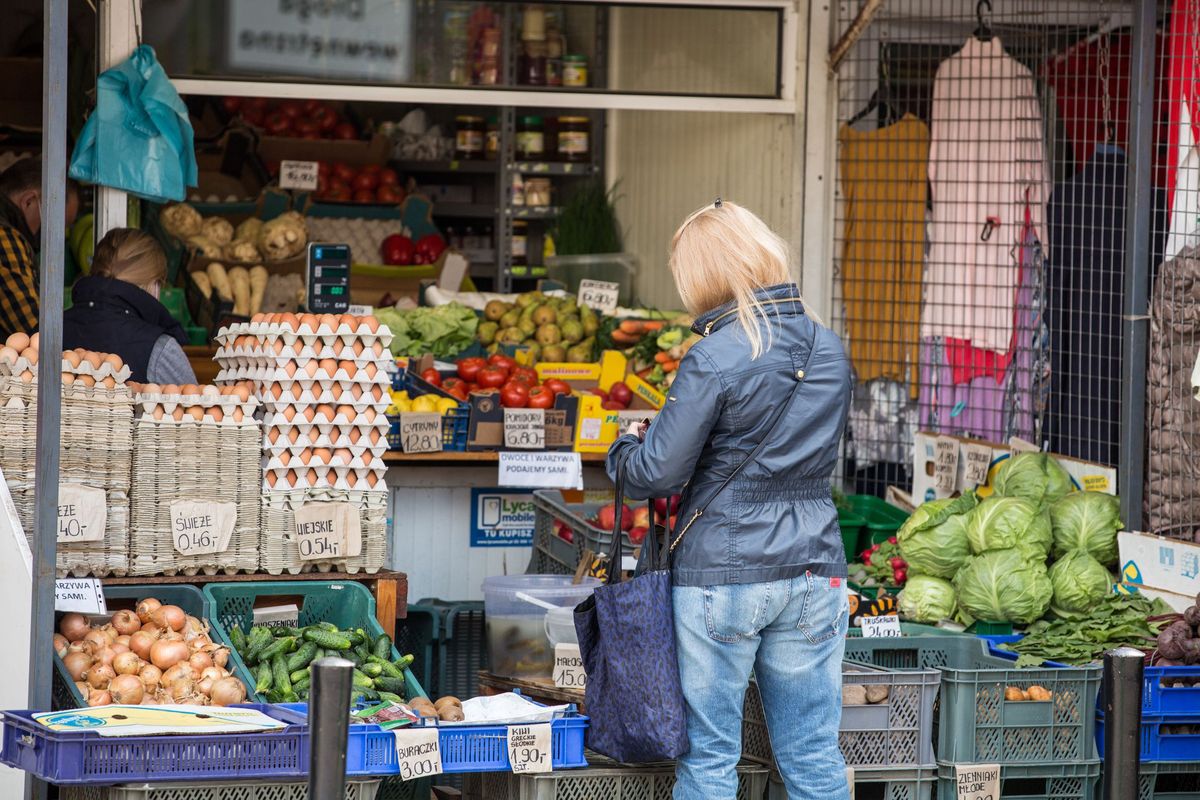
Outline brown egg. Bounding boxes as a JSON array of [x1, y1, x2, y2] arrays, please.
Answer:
[[171, 406, 185, 421], [371, 341, 384, 357], [333, 448, 353, 465], [267, 427, 281, 444], [334, 404, 354, 421], [285, 470, 299, 488], [100, 376, 116, 389], [362, 316, 381, 333], [266, 471, 278, 488], [182, 384, 200, 396], [299, 448, 314, 465], [336, 360, 356, 377], [329, 383, 344, 401], [338, 313, 356, 329], [62, 373, 76, 386], [318, 314, 337, 330], [366, 472, 379, 487], [317, 358, 337, 376], [347, 427, 362, 445], [271, 339, 286, 355], [302, 360, 319, 379], [308, 427, 322, 444], [349, 384, 364, 400], [269, 384, 283, 400], [351, 341, 365, 356], [143, 383, 161, 394], [312, 447, 331, 464], [208, 407, 224, 423], [282, 406, 297, 422], [232, 408, 244, 423], [307, 470, 319, 487], [292, 341, 304, 356], [301, 406, 316, 423], [186, 405, 204, 421], [315, 404, 335, 422], [290, 383, 304, 401], [233, 385, 251, 402], [77, 374, 95, 387], [371, 385, 384, 401], [103, 353, 123, 370], [20, 347, 38, 365], [279, 313, 299, 330], [162, 384, 180, 395], [62, 350, 82, 368], [151, 405, 164, 420], [299, 314, 317, 330], [284, 362, 298, 378], [251, 313, 265, 324], [286, 428, 301, 444], [368, 428, 382, 445], [278, 450, 292, 467], [344, 471, 358, 488], [28, 333, 39, 349], [5, 332, 29, 351], [364, 363, 378, 379], [363, 408, 377, 423]]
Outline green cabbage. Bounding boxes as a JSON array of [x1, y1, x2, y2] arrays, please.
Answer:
[[1048, 551, 1114, 617], [376, 303, 479, 359], [966, 496, 1052, 562], [898, 575, 957, 622], [993, 452, 1074, 505], [954, 548, 1053, 625], [897, 492, 978, 579], [1049, 492, 1122, 565]]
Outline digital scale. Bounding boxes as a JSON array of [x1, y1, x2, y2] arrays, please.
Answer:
[[306, 243, 352, 314]]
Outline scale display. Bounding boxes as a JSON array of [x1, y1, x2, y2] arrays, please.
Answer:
[[306, 243, 352, 314]]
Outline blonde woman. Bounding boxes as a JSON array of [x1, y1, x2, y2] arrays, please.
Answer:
[[606, 201, 852, 800], [63, 227, 196, 384]]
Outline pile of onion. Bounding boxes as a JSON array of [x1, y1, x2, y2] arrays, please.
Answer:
[[57, 598, 246, 707]]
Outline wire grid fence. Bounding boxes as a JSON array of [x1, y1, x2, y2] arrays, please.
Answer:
[[831, 0, 1185, 529]]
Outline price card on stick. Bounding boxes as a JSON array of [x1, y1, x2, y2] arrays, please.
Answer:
[[508, 723, 553, 773], [553, 643, 586, 689], [861, 615, 902, 637], [170, 500, 237, 556], [279, 160, 319, 190], [392, 727, 443, 781], [504, 408, 546, 449], [933, 436, 959, 494], [400, 412, 443, 454], [294, 502, 361, 561], [955, 764, 1000, 800], [577, 279, 620, 314], [57, 484, 106, 543]]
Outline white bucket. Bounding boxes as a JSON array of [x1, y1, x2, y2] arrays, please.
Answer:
[[544, 605, 579, 647]]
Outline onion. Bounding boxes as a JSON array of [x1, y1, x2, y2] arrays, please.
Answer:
[[151, 605, 186, 632], [204, 646, 229, 669], [112, 651, 141, 675], [67, 642, 89, 654], [74, 681, 88, 696], [168, 678, 195, 702], [53, 634, 69, 657], [59, 613, 90, 642], [139, 623, 162, 638], [188, 638, 208, 653], [189, 651, 213, 672], [110, 643, 129, 656], [161, 663, 195, 687], [140, 694, 158, 705], [85, 663, 115, 690], [116, 635, 131, 647], [139, 665, 162, 692], [99, 626, 119, 645], [111, 610, 141, 636], [93, 647, 118, 667], [136, 597, 162, 624], [63, 651, 93, 681], [150, 639, 190, 670], [87, 690, 112, 707], [128, 630, 157, 660], [200, 666, 225, 683], [183, 615, 207, 639], [209, 677, 247, 706], [83, 630, 109, 652], [197, 677, 215, 696], [109, 674, 144, 705]]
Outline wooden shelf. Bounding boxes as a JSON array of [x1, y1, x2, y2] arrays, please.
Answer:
[[384, 450, 607, 463]]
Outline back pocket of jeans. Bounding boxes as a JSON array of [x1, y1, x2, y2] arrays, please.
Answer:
[[796, 573, 847, 644], [703, 584, 772, 643]]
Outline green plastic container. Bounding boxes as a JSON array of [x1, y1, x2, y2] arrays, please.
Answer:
[[935, 761, 1100, 800], [846, 494, 910, 549], [839, 508, 867, 562], [203, 580, 428, 703]]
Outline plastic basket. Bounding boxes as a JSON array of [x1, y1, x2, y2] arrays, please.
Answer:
[[485, 759, 768, 800], [411, 598, 488, 700], [394, 604, 440, 698], [839, 508, 867, 562], [1144, 666, 1200, 716], [935, 761, 1100, 800], [61, 781, 382, 800], [51, 584, 214, 709], [376, 777, 433, 800], [387, 407, 469, 452], [530, 490, 633, 575], [202, 580, 428, 703], [979, 634, 1070, 668], [1138, 760, 1200, 800], [846, 494, 910, 547], [0, 704, 308, 785], [768, 765, 936, 800], [744, 663, 939, 768], [1096, 711, 1200, 761]]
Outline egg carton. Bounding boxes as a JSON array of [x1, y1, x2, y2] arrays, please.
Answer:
[[0, 354, 132, 386], [216, 319, 394, 350], [134, 394, 261, 426], [13, 487, 132, 577], [263, 450, 384, 472], [263, 396, 391, 421], [215, 366, 391, 393], [263, 418, 389, 450], [261, 463, 388, 493], [261, 416, 389, 440], [258, 488, 388, 575], [215, 339, 391, 364], [260, 366, 391, 389]]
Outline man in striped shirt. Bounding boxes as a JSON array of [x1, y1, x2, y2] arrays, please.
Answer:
[[0, 159, 79, 340]]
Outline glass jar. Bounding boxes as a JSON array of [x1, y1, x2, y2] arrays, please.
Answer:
[[516, 116, 546, 160], [511, 220, 529, 268], [563, 55, 588, 87], [524, 178, 551, 207], [557, 116, 591, 162], [546, 30, 564, 87], [485, 117, 500, 160], [518, 41, 547, 86], [454, 115, 485, 159], [511, 173, 525, 206]]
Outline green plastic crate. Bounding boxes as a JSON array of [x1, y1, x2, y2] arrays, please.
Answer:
[[840, 507, 867, 562], [202, 580, 428, 703], [394, 604, 440, 697], [51, 584, 214, 709], [1139, 761, 1200, 800], [935, 761, 1099, 800], [847, 494, 910, 548], [377, 777, 432, 800], [847, 622, 966, 639], [770, 765, 936, 800]]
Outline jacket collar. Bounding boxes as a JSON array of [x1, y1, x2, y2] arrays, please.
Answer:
[[71, 275, 189, 346], [691, 283, 805, 336]]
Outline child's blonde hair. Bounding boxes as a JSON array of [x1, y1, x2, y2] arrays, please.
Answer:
[[91, 228, 167, 293], [669, 200, 814, 359]]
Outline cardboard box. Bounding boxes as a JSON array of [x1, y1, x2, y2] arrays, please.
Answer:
[[466, 391, 579, 451], [625, 373, 665, 409], [535, 350, 627, 390], [911, 432, 1117, 504], [1117, 530, 1200, 612], [258, 132, 390, 169]]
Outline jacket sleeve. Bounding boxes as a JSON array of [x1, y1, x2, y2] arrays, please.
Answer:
[[605, 346, 724, 499]]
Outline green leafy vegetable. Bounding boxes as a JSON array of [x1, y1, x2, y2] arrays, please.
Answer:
[[897, 492, 977, 579], [966, 496, 1052, 562], [993, 452, 1074, 505], [1048, 551, 1114, 617], [1050, 491, 1122, 564], [954, 548, 1052, 625], [998, 592, 1170, 665], [376, 303, 479, 359], [898, 575, 957, 622]]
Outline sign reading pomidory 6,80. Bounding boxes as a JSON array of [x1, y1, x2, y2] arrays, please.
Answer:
[[470, 489, 536, 548]]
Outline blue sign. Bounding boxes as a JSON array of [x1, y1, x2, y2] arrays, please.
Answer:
[[470, 488, 536, 548]]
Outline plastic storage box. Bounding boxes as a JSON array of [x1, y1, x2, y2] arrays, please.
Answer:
[[839, 507, 867, 562], [1138, 760, 1200, 800], [482, 575, 599, 681], [1143, 666, 1200, 715], [846, 494, 910, 548], [935, 761, 1100, 800], [530, 489, 633, 574], [545, 253, 639, 308], [483, 759, 768, 800], [768, 765, 936, 800], [61, 781, 382, 800], [1096, 711, 1200, 761]]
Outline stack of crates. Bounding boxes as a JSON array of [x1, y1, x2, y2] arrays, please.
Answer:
[[395, 598, 488, 702]]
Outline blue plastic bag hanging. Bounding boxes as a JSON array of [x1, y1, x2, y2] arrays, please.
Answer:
[[69, 45, 197, 203]]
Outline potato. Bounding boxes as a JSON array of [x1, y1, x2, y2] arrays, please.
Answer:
[[1005, 686, 1026, 702], [1026, 685, 1053, 702], [842, 685, 868, 705], [865, 684, 890, 704]]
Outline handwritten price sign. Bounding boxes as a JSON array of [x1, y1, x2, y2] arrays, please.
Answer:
[[955, 764, 1000, 800], [57, 484, 106, 543], [507, 724, 552, 774], [170, 500, 236, 556], [504, 408, 546, 450], [553, 643, 586, 689], [393, 728, 443, 780], [293, 502, 361, 561], [400, 412, 443, 454], [279, 160, 319, 190], [860, 614, 902, 637], [577, 279, 620, 313]]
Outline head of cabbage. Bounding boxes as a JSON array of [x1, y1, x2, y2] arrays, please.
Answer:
[[897, 492, 978, 579], [1048, 551, 1114, 617], [993, 452, 1074, 505], [966, 496, 1052, 562], [898, 575, 957, 622], [953, 548, 1053, 625], [1050, 492, 1122, 565]]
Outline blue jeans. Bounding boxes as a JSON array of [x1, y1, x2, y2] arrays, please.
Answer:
[[672, 572, 850, 800]]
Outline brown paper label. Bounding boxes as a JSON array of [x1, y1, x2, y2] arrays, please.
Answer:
[[57, 484, 106, 543], [170, 500, 237, 555], [399, 412, 443, 454], [294, 502, 361, 560]]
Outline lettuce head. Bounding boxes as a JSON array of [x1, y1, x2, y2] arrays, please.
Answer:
[[993, 452, 1074, 505], [1048, 551, 1114, 617], [966, 496, 1052, 562], [953, 548, 1053, 625], [898, 575, 957, 623], [1049, 492, 1122, 565], [897, 492, 978, 579]]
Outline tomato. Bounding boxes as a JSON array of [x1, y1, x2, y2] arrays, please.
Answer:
[[457, 357, 487, 382], [264, 112, 291, 135], [511, 366, 539, 385], [324, 181, 352, 202], [488, 353, 517, 372], [446, 384, 469, 402], [332, 162, 357, 183], [279, 100, 303, 119], [415, 234, 447, 264], [302, 99, 322, 114], [420, 368, 443, 387], [241, 106, 265, 127], [352, 189, 376, 204], [500, 382, 530, 408], [220, 96, 242, 114], [333, 122, 359, 140], [380, 234, 414, 266], [292, 118, 320, 137], [477, 366, 510, 389], [352, 172, 379, 192], [526, 386, 555, 409], [362, 163, 384, 174], [442, 377, 465, 392], [378, 168, 400, 186], [312, 105, 338, 132], [543, 378, 571, 396], [376, 185, 404, 204]]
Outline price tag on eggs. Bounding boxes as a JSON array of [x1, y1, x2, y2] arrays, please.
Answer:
[[860, 614, 902, 638], [400, 412, 443, 454], [507, 723, 552, 773], [578, 279, 620, 314], [504, 408, 545, 449], [57, 484, 106, 543], [392, 727, 443, 781], [170, 500, 237, 556], [279, 160, 319, 191], [553, 643, 586, 690], [293, 502, 361, 561]]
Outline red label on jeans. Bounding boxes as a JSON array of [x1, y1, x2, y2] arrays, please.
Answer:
[[830, 577, 841, 587]]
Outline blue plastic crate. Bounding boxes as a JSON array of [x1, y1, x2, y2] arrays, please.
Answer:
[[1144, 666, 1200, 715], [0, 704, 309, 785], [979, 634, 1071, 668], [1097, 711, 1200, 761]]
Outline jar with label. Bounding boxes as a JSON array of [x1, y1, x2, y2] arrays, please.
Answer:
[[485, 117, 500, 160], [511, 220, 528, 268], [563, 55, 588, 87], [511, 173, 525, 206], [546, 30, 565, 87], [516, 116, 545, 160], [455, 115, 485, 159], [518, 40, 547, 86], [524, 178, 551, 207], [557, 116, 591, 162]]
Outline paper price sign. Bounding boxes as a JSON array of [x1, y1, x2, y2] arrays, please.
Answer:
[[553, 643, 586, 689], [934, 436, 959, 493], [55, 578, 107, 614], [393, 727, 443, 780], [58, 484, 106, 543], [578, 279, 620, 313], [955, 764, 1000, 800], [400, 412, 443, 454], [963, 444, 992, 487], [861, 615, 902, 637], [170, 500, 236, 556], [279, 160, 319, 190], [507, 723, 552, 774], [504, 407, 545, 449], [294, 502, 362, 561]]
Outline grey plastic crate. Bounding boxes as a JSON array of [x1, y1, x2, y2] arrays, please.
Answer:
[[744, 662, 939, 768], [769, 765, 936, 800], [935, 761, 1100, 800], [62, 780, 382, 800], [1139, 761, 1200, 800], [483, 760, 768, 800], [529, 489, 634, 574]]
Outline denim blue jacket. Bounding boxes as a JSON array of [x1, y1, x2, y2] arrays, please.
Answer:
[[607, 284, 851, 586]]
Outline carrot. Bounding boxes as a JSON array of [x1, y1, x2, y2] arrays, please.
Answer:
[[640, 320, 667, 332], [618, 319, 644, 335], [661, 360, 679, 372], [654, 351, 671, 364], [611, 329, 642, 345]]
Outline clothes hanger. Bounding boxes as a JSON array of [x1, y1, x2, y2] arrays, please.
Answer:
[[973, 0, 994, 42], [848, 61, 900, 127]]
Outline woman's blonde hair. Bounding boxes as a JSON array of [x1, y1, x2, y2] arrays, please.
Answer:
[[91, 228, 167, 292], [669, 200, 812, 359]]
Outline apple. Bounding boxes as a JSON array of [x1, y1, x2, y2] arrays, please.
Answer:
[[631, 506, 650, 529], [609, 381, 633, 407], [653, 497, 669, 517], [629, 526, 648, 545], [596, 503, 634, 532]]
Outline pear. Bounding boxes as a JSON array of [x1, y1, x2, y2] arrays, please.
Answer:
[[532, 305, 557, 326], [560, 318, 584, 344], [499, 326, 526, 345], [477, 321, 499, 345], [500, 308, 521, 329], [580, 305, 599, 336], [519, 317, 538, 337], [541, 344, 567, 362], [536, 324, 562, 345], [484, 300, 510, 322]]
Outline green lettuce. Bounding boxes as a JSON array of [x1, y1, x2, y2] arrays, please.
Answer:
[[993, 452, 1074, 505], [898, 575, 957, 623], [966, 496, 1052, 562], [1048, 551, 1114, 617], [954, 548, 1053, 625], [897, 492, 978, 579], [1049, 492, 1122, 565], [376, 303, 479, 359]]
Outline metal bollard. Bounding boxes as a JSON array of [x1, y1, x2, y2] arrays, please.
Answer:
[[1101, 646, 1144, 800], [309, 657, 355, 800]]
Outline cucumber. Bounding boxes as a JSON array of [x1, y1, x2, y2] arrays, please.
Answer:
[[245, 627, 274, 664], [229, 626, 247, 654], [255, 662, 273, 694], [394, 654, 415, 670], [360, 662, 384, 678], [309, 621, 340, 633], [372, 634, 393, 661], [345, 628, 368, 646], [373, 676, 407, 694], [288, 667, 310, 684], [367, 656, 403, 679], [272, 654, 293, 698], [351, 670, 374, 690], [353, 643, 370, 664], [272, 626, 300, 638], [286, 641, 319, 672], [257, 636, 298, 663], [377, 691, 405, 704], [303, 629, 352, 650]]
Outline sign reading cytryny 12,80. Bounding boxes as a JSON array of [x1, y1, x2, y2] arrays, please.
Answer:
[[228, 0, 413, 83]]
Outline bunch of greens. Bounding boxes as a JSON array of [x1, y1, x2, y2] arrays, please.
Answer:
[[998, 592, 1171, 666], [376, 303, 478, 359]]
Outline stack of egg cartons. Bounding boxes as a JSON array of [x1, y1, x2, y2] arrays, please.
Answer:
[[214, 312, 392, 574], [128, 382, 262, 576], [0, 333, 133, 576]]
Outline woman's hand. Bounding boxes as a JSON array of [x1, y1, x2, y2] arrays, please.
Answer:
[[627, 421, 649, 440]]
